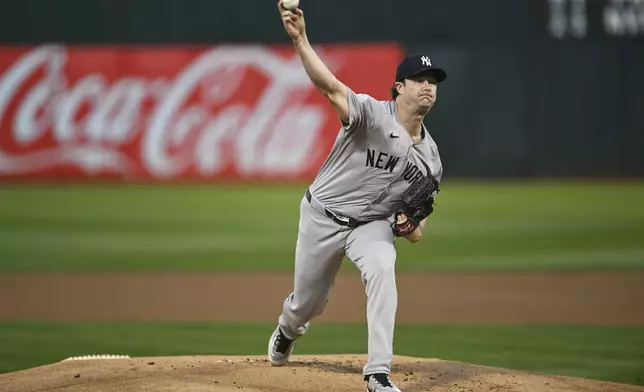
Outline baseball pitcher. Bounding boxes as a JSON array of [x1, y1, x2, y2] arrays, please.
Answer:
[[268, 2, 446, 392]]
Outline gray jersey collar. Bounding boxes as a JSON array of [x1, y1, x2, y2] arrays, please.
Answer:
[[387, 100, 428, 143]]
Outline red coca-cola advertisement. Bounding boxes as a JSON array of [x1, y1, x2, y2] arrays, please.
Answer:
[[0, 44, 403, 182]]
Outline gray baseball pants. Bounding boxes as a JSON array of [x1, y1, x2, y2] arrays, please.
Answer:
[[277, 190, 398, 376]]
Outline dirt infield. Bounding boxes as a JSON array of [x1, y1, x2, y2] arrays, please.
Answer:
[[1, 354, 643, 392], [1, 271, 643, 324]]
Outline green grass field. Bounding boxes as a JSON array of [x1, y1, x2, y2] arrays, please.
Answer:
[[0, 322, 643, 385], [1, 181, 643, 272], [1, 181, 643, 386]]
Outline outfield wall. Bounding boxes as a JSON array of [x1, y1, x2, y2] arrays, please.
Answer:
[[0, 0, 642, 181]]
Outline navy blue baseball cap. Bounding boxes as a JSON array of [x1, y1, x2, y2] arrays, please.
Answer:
[[395, 54, 447, 83]]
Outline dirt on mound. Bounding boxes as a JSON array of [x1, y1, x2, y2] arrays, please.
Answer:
[[0, 355, 641, 392]]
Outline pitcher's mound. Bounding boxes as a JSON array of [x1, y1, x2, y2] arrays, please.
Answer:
[[0, 354, 641, 392]]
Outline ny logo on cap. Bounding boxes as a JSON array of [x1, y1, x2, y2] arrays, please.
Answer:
[[421, 56, 432, 66]]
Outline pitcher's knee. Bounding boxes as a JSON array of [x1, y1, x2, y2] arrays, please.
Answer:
[[282, 291, 329, 327], [362, 246, 396, 282]]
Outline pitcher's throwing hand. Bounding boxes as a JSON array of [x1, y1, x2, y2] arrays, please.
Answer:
[[278, 1, 306, 44]]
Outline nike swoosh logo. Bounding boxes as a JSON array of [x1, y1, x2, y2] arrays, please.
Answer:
[[389, 133, 399, 138]]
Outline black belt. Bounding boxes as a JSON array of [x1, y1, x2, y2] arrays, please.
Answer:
[[305, 189, 367, 229]]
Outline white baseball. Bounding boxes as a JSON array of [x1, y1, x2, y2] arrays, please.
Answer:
[[282, 0, 299, 10]]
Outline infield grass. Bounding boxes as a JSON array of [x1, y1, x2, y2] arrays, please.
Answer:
[[0, 181, 643, 272], [0, 322, 642, 385]]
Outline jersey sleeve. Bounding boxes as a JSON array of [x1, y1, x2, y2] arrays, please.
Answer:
[[340, 86, 379, 132]]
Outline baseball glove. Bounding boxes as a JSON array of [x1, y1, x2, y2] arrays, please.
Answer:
[[391, 175, 439, 237]]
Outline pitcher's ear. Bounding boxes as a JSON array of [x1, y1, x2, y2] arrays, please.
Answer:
[[391, 81, 405, 99], [394, 82, 405, 94]]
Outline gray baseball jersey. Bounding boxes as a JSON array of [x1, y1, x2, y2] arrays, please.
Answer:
[[309, 87, 444, 222]]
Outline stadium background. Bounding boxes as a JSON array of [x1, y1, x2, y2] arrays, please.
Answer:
[[0, 0, 643, 388]]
